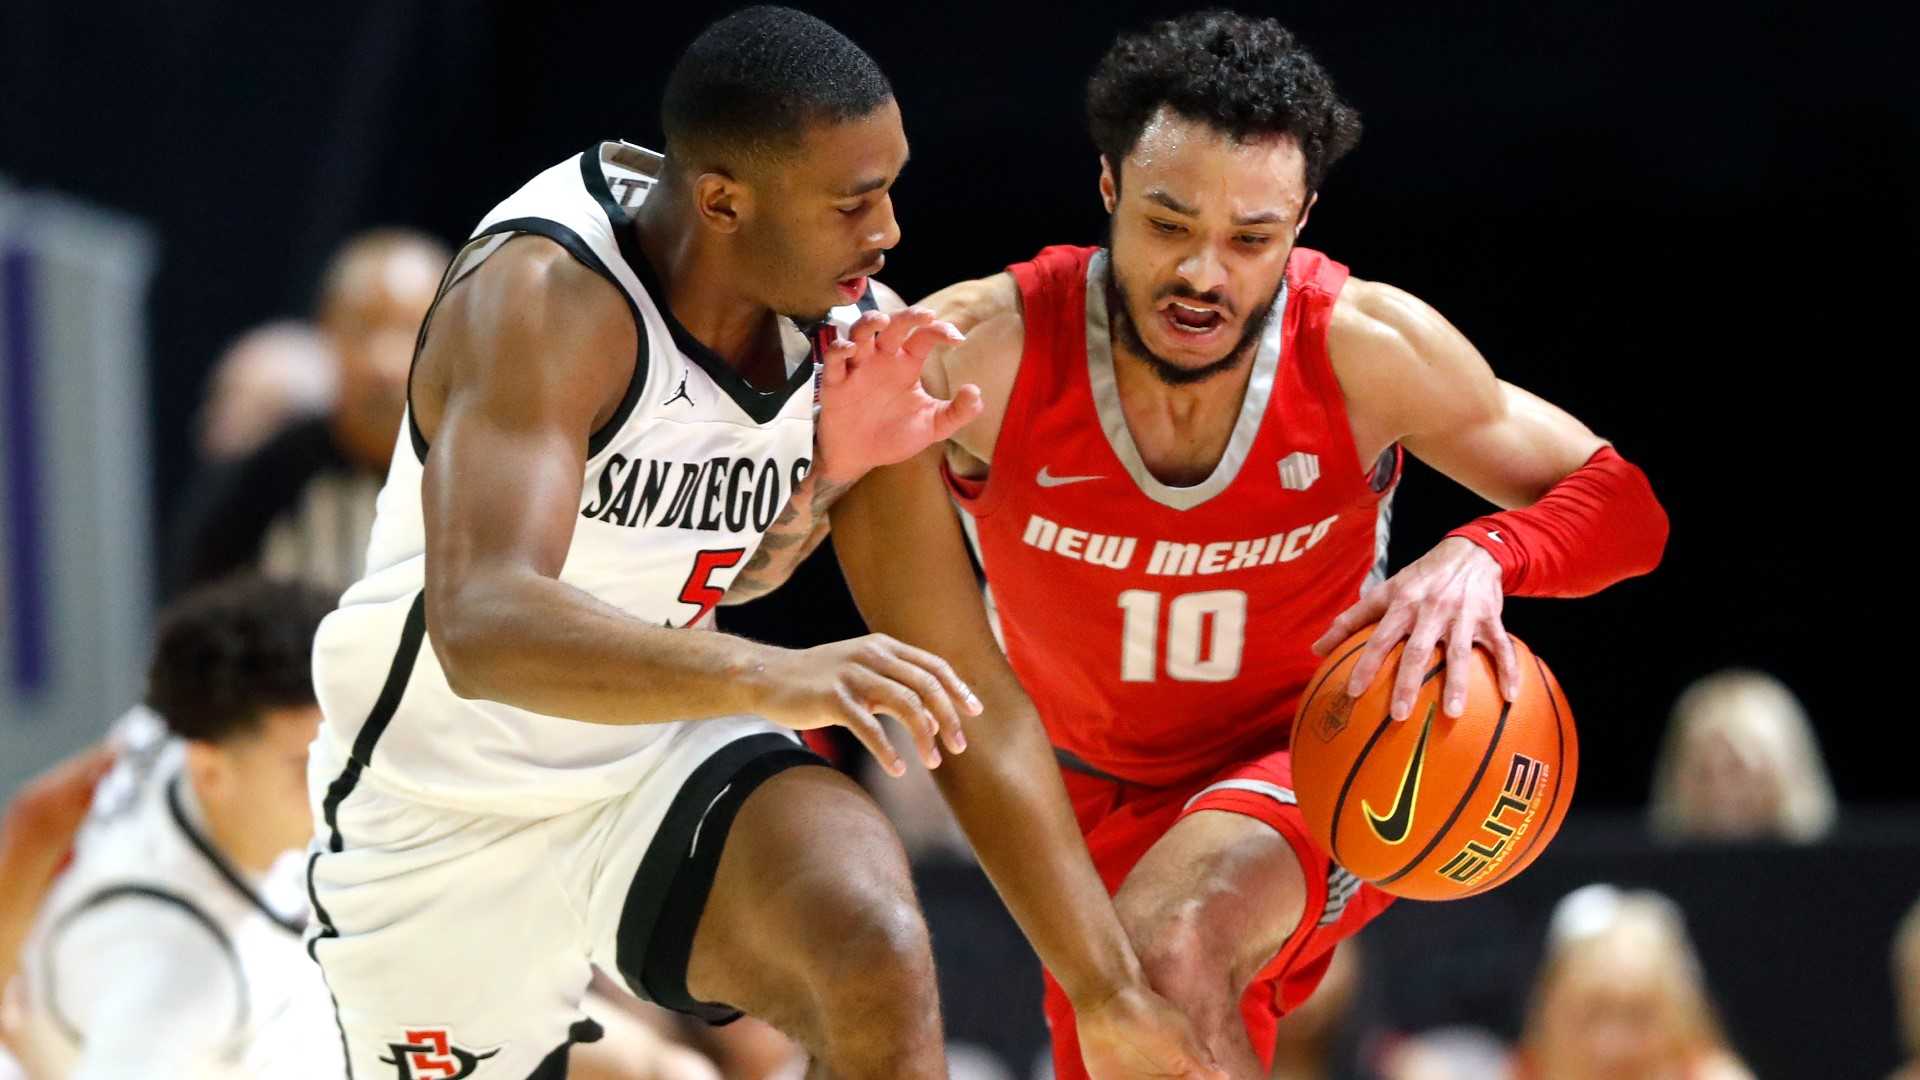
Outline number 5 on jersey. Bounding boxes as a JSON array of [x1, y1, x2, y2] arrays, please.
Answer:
[[678, 548, 746, 628], [1117, 589, 1248, 682]]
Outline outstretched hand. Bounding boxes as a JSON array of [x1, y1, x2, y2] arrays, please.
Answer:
[[815, 308, 983, 486]]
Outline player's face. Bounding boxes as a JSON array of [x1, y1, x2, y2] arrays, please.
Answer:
[[223, 705, 323, 855], [1103, 109, 1312, 384], [746, 99, 907, 323]]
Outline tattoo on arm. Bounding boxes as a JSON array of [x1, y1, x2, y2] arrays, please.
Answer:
[[721, 469, 854, 604]]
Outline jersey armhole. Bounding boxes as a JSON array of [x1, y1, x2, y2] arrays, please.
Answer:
[[404, 217, 651, 465], [951, 258, 1062, 519]]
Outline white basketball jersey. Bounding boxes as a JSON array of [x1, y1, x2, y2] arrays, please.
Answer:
[[12, 710, 338, 1079], [312, 141, 872, 817]]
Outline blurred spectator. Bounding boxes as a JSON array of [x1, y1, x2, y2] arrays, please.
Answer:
[[1373, 1026, 1510, 1080], [171, 228, 449, 596], [196, 321, 337, 463], [1513, 884, 1751, 1080], [1892, 896, 1920, 1080], [1648, 669, 1836, 844]]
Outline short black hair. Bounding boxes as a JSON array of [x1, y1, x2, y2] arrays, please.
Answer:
[[146, 577, 334, 744], [661, 5, 894, 171], [1088, 10, 1362, 192]]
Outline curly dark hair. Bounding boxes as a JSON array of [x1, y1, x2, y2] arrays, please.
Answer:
[[662, 5, 893, 171], [146, 577, 335, 744], [1087, 10, 1362, 192]]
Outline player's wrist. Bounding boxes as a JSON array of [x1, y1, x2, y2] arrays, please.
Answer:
[[1057, 950, 1150, 1013]]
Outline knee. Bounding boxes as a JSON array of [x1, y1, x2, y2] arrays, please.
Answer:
[[813, 890, 936, 1019], [1126, 895, 1232, 1007]]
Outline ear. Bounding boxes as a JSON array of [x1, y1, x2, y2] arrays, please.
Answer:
[[692, 171, 748, 235], [183, 740, 229, 801], [1098, 156, 1118, 215], [1296, 190, 1320, 236]]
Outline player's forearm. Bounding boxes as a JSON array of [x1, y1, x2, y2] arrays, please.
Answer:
[[930, 698, 1147, 1006], [723, 467, 848, 604], [430, 570, 779, 724]]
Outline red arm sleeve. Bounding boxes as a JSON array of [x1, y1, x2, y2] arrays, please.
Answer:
[[1445, 445, 1668, 598]]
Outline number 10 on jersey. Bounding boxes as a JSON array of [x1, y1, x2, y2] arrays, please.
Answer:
[[1117, 589, 1248, 682]]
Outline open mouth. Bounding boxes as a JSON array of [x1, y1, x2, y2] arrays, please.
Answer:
[[1159, 299, 1227, 336], [837, 259, 885, 302]]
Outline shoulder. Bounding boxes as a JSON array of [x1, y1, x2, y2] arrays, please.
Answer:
[[442, 235, 633, 352], [1328, 276, 1500, 432], [417, 234, 637, 429], [920, 272, 1022, 336]]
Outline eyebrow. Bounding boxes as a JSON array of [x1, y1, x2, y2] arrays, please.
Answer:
[[1144, 189, 1288, 228], [837, 155, 910, 198], [839, 175, 891, 198], [1144, 188, 1198, 216]]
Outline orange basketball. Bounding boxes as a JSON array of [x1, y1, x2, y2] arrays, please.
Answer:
[[1292, 624, 1577, 901]]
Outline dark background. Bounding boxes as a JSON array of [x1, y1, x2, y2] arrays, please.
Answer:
[[2, 0, 1905, 809], [2, 0, 1912, 1074]]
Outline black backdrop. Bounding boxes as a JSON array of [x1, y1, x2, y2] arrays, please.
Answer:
[[0, 1, 1908, 814]]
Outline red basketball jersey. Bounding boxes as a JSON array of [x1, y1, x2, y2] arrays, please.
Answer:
[[946, 244, 1401, 786]]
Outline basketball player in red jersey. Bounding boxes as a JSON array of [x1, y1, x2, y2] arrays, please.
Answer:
[[831, 12, 1668, 1078]]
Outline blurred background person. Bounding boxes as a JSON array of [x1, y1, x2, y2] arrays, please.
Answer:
[[170, 228, 448, 596], [1512, 884, 1751, 1080], [1648, 669, 1838, 844], [194, 321, 337, 465], [1893, 896, 1920, 1080], [1372, 1026, 1510, 1080], [5, 577, 339, 1079]]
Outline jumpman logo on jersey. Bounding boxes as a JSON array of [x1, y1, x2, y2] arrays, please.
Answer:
[[665, 374, 694, 407]]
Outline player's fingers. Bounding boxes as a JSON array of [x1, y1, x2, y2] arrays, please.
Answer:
[[873, 306, 936, 355], [1314, 588, 1386, 656], [819, 340, 853, 390], [847, 668, 942, 770], [1487, 614, 1521, 700], [927, 384, 985, 444], [1444, 617, 1475, 717], [885, 639, 980, 753], [1345, 602, 1411, 698], [1390, 607, 1446, 721], [864, 650, 959, 762], [899, 319, 967, 366], [848, 309, 889, 352], [833, 688, 906, 778]]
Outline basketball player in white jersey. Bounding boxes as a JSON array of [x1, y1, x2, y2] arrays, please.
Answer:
[[8, 579, 342, 1079], [307, 7, 1215, 1080]]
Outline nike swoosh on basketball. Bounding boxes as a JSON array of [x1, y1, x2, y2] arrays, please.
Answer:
[[1363, 702, 1437, 845], [1036, 466, 1103, 488]]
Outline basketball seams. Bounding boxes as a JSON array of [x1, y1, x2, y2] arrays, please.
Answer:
[[1375, 697, 1511, 888], [1463, 652, 1568, 896], [1325, 653, 1444, 871]]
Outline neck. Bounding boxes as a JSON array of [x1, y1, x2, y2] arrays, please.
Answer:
[[633, 189, 782, 376], [186, 772, 278, 877], [1109, 333, 1254, 486]]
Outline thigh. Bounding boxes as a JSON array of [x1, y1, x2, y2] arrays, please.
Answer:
[[308, 740, 598, 1077], [585, 722, 883, 1030], [681, 764, 923, 1024]]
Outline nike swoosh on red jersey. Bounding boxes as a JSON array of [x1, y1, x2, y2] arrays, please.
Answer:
[[1036, 466, 1104, 488]]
